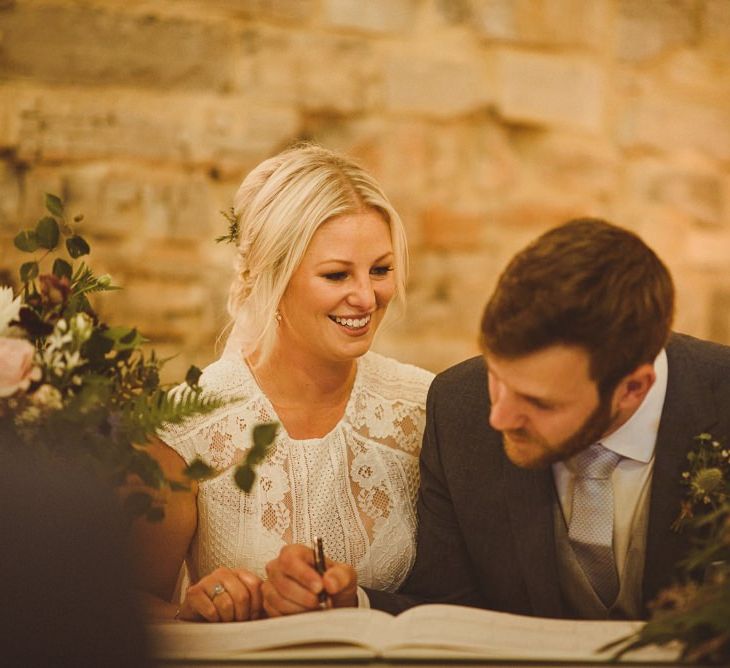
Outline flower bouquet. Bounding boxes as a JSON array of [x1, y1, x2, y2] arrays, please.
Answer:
[[0, 194, 274, 520]]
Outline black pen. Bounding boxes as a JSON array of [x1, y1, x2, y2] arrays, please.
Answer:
[[312, 536, 330, 609]]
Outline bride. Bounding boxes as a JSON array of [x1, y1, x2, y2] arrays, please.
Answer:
[[133, 144, 433, 622]]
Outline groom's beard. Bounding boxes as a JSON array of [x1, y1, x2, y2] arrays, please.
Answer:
[[502, 395, 616, 469]]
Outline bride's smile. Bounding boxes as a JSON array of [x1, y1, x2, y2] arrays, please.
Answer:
[[275, 209, 395, 365]]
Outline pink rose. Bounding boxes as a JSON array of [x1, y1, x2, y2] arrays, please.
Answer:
[[0, 338, 40, 398]]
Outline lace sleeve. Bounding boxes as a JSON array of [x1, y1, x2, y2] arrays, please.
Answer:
[[157, 357, 255, 465], [157, 416, 206, 465]]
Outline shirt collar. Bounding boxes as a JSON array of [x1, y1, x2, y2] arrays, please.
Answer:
[[599, 349, 668, 464]]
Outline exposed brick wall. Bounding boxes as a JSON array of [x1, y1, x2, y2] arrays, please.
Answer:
[[1, 0, 729, 380]]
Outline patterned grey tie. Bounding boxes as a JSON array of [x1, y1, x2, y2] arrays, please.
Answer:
[[568, 443, 621, 607]]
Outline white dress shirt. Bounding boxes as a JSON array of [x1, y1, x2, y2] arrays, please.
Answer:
[[553, 350, 668, 576]]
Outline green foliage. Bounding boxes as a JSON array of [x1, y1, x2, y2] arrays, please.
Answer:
[[1, 195, 275, 520], [20, 261, 38, 282], [234, 422, 278, 492], [185, 459, 215, 481], [234, 465, 256, 493], [66, 235, 90, 258], [14, 230, 38, 252], [45, 192, 64, 217], [36, 217, 60, 249], [185, 365, 202, 387], [215, 207, 240, 245], [185, 422, 278, 493], [52, 258, 72, 280], [608, 435, 730, 663]]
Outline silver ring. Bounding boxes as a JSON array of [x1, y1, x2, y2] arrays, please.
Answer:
[[210, 582, 226, 598]]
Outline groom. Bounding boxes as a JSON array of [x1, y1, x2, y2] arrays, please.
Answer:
[[263, 218, 730, 620]]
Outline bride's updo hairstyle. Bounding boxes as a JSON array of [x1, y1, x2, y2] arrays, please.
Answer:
[[225, 144, 408, 361]]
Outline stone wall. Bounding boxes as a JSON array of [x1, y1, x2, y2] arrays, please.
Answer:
[[1, 0, 729, 380]]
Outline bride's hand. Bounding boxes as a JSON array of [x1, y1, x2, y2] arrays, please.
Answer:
[[262, 544, 358, 617], [179, 567, 263, 622]]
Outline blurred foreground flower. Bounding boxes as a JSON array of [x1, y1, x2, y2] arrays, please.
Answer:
[[0, 337, 40, 397]]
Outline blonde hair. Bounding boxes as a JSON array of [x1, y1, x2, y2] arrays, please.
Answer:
[[224, 144, 408, 361]]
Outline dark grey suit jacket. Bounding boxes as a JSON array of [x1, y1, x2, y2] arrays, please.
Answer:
[[367, 333, 730, 618]]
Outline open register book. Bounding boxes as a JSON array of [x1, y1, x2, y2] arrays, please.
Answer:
[[149, 604, 680, 662]]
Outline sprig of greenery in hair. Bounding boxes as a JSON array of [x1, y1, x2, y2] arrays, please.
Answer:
[[215, 207, 240, 244]]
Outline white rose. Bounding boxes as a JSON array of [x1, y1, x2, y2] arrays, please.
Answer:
[[0, 337, 41, 398], [0, 286, 22, 336]]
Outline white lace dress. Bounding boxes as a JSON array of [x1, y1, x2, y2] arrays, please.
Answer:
[[161, 351, 434, 592]]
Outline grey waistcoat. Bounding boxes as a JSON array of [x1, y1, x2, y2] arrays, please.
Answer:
[[553, 480, 651, 620]]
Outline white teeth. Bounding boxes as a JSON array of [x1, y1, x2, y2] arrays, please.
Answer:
[[333, 315, 370, 329]]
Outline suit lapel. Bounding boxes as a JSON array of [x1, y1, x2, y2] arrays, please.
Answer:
[[504, 459, 564, 617], [643, 335, 719, 605]]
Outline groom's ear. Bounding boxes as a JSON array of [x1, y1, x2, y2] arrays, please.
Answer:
[[610, 363, 656, 415]]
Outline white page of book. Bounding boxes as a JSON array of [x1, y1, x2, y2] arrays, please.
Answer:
[[387, 605, 679, 662], [149, 604, 681, 662], [150, 608, 394, 660]]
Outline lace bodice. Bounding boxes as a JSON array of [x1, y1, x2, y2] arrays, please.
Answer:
[[161, 351, 433, 592]]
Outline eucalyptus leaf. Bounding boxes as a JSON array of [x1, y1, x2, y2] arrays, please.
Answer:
[[234, 464, 256, 493], [19, 261, 39, 282], [253, 422, 278, 450], [66, 235, 90, 258], [36, 216, 60, 249], [14, 230, 38, 253], [45, 193, 64, 217], [52, 258, 73, 280], [185, 458, 215, 481], [185, 365, 202, 387], [123, 491, 152, 517]]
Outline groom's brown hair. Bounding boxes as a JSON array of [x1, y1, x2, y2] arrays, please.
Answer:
[[480, 218, 675, 397]]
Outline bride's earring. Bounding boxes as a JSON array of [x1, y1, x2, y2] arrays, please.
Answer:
[[275, 309, 282, 324]]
